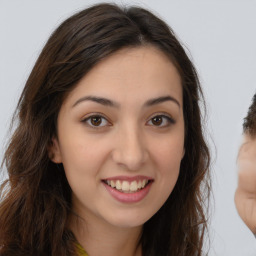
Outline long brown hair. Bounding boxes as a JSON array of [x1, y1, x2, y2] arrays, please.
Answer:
[[0, 3, 210, 255]]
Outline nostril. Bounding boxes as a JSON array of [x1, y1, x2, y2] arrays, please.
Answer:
[[112, 149, 147, 170], [111, 131, 148, 170]]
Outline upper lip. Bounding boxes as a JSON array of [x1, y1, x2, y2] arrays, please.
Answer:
[[102, 175, 154, 182]]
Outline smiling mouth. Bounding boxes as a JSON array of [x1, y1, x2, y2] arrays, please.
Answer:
[[103, 179, 151, 193]]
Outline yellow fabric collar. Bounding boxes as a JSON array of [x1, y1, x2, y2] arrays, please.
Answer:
[[76, 242, 88, 256]]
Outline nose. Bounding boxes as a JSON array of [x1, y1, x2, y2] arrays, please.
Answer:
[[112, 125, 148, 171]]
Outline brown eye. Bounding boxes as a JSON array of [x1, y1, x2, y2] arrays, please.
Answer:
[[147, 115, 175, 127], [82, 115, 109, 128], [91, 116, 102, 126], [152, 116, 163, 126]]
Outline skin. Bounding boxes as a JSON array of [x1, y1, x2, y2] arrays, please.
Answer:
[[235, 134, 256, 234], [49, 46, 185, 256]]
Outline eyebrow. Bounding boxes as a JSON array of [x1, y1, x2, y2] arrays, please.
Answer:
[[144, 96, 180, 108], [72, 96, 120, 108], [72, 95, 180, 108]]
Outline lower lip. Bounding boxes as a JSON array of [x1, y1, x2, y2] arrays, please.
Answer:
[[103, 182, 152, 203]]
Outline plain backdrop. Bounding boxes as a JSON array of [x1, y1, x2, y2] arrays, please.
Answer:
[[1, 0, 256, 255]]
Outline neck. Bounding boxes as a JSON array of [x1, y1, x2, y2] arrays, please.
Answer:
[[69, 212, 142, 256]]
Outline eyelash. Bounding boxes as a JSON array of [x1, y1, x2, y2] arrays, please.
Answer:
[[146, 114, 175, 127], [81, 114, 111, 129], [81, 113, 175, 129]]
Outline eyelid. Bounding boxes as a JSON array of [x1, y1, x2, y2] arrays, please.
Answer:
[[81, 113, 112, 128], [146, 113, 175, 127], [81, 112, 175, 128]]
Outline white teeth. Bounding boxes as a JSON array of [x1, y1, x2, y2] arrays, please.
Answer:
[[105, 179, 149, 192], [130, 181, 137, 192], [116, 180, 122, 190], [122, 181, 130, 191]]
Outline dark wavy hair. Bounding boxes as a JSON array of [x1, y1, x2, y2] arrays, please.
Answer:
[[243, 93, 256, 136], [0, 3, 210, 256]]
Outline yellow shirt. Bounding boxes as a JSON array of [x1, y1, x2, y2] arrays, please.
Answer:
[[76, 243, 88, 256]]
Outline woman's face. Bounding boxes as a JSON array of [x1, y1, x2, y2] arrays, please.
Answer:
[[50, 46, 185, 229]]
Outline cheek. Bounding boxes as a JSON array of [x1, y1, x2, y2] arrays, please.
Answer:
[[60, 140, 106, 202], [60, 131, 109, 166], [145, 136, 183, 218], [154, 133, 184, 168], [59, 135, 113, 190], [159, 153, 181, 190], [152, 133, 184, 188]]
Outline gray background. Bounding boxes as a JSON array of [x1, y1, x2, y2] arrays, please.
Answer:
[[1, 0, 256, 255]]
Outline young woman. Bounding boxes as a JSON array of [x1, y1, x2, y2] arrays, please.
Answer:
[[0, 3, 210, 256]]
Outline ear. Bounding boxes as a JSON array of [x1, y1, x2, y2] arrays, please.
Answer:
[[48, 137, 62, 163]]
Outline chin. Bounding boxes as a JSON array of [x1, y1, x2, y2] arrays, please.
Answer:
[[105, 210, 154, 229]]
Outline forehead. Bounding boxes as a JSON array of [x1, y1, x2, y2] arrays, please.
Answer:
[[238, 133, 256, 164], [64, 46, 182, 107]]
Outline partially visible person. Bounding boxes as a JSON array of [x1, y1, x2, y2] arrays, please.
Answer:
[[235, 94, 256, 234]]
